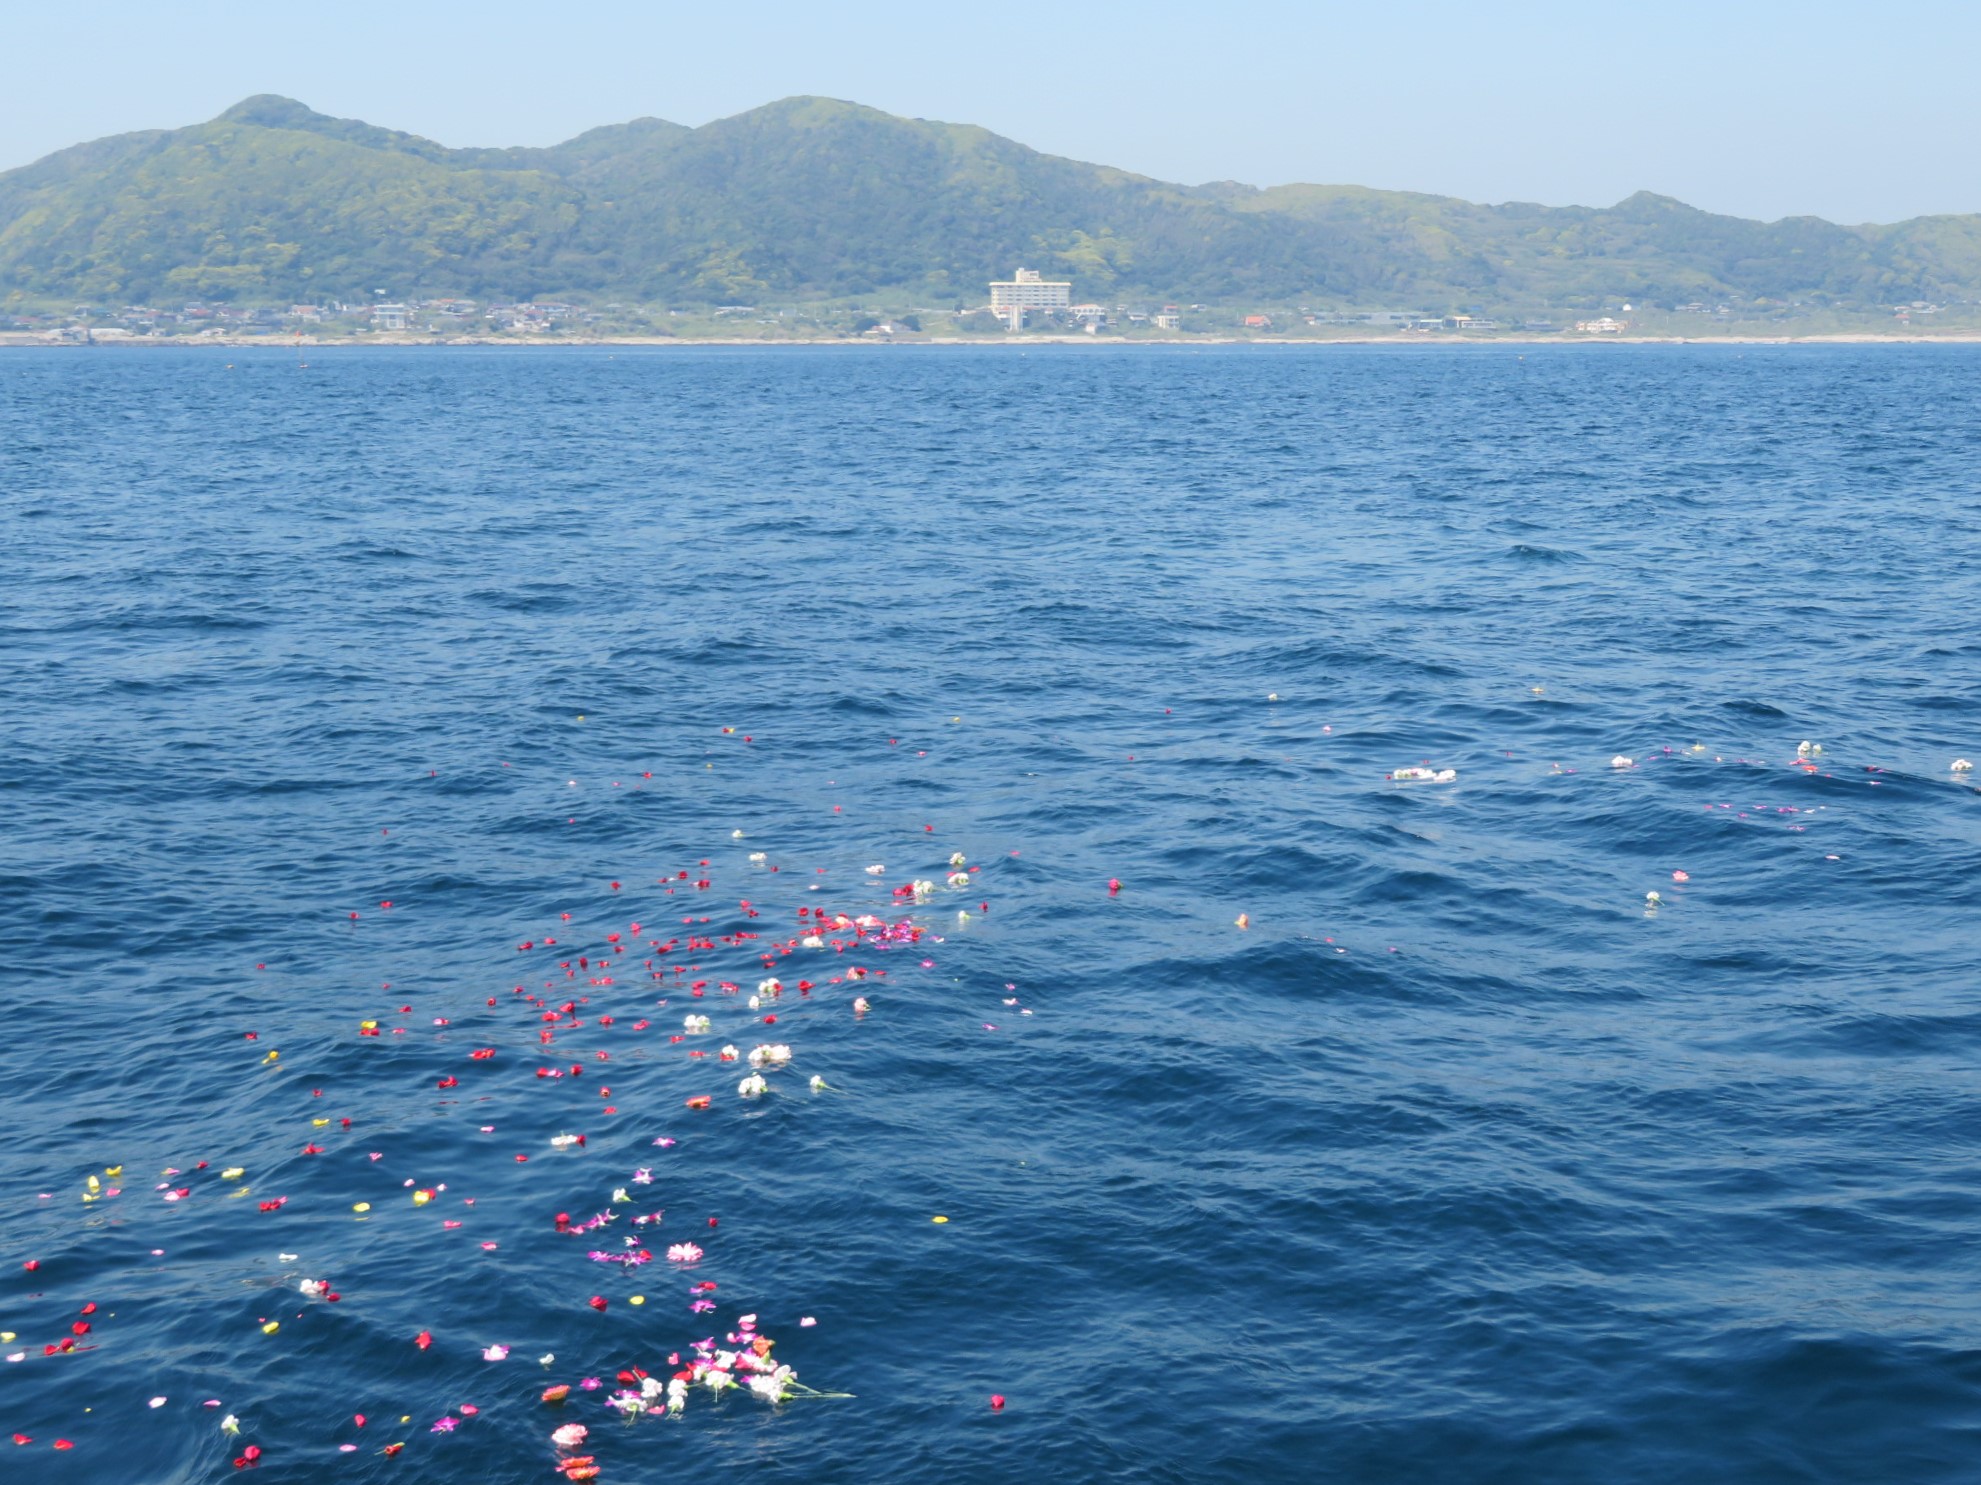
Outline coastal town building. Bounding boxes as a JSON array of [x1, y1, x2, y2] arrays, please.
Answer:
[[1574, 316, 1627, 333], [1154, 311, 1181, 330], [372, 304, 409, 331], [989, 266, 1071, 330], [989, 267, 1072, 311]]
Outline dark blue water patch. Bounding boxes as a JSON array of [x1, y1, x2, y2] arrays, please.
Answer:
[[0, 344, 1978, 1484]]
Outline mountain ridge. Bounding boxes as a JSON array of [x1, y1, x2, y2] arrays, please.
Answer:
[[3, 94, 1978, 311]]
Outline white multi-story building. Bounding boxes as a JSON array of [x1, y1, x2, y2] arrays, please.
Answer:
[[989, 267, 1072, 312]]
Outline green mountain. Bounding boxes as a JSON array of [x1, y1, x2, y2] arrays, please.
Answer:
[[3, 93, 1979, 311]]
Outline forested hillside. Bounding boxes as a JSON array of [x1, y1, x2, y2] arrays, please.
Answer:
[[3, 93, 1978, 310]]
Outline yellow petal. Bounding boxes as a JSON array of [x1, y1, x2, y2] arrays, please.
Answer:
[[628, 1295, 645, 1306], [221, 1167, 245, 1180], [261, 1321, 280, 1335], [353, 1202, 371, 1212], [104, 1166, 122, 1177]]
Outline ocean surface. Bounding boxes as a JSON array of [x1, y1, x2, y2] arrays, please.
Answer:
[[1, 343, 1978, 1484]]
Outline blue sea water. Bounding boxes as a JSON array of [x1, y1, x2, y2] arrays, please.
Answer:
[[1, 343, 1978, 1484]]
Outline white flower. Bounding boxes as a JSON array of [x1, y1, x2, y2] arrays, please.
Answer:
[[864, 864, 885, 875], [947, 871, 970, 888], [682, 1013, 710, 1033], [539, 1353, 556, 1366], [738, 1073, 767, 1098], [298, 1278, 326, 1297], [757, 978, 782, 996], [220, 1415, 240, 1436], [719, 1044, 739, 1061], [1954, 759, 1973, 772], [550, 1133, 580, 1148], [612, 1187, 631, 1204], [747, 1043, 791, 1067], [1611, 755, 1634, 768], [748, 851, 767, 863], [809, 1075, 828, 1092], [801, 935, 824, 949], [747, 995, 761, 1010]]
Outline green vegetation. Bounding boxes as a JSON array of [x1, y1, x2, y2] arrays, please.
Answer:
[[4, 93, 1981, 316]]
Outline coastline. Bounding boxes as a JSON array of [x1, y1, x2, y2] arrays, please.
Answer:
[[5, 331, 1981, 349]]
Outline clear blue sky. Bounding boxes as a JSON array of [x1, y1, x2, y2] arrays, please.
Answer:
[[4, 0, 1974, 223]]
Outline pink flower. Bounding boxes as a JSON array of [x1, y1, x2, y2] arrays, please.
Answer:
[[666, 1242, 704, 1263], [550, 1423, 588, 1447], [481, 1344, 509, 1361]]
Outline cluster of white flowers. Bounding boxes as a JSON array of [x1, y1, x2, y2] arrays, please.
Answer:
[[757, 977, 783, 996], [948, 852, 967, 868], [298, 1277, 328, 1297], [946, 871, 970, 888], [737, 1073, 768, 1098], [748, 851, 768, 863], [800, 933, 825, 948], [910, 879, 938, 900], [550, 1133, 582, 1149], [682, 1013, 711, 1033], [1390, 766, 1458, 783], [748, 1043, 792, 1067], [667, 1330, 799, 1413], [608, 1375, 673, 1418]]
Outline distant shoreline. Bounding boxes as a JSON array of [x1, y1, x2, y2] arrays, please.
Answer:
[[5, 332, 1980, 350]]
